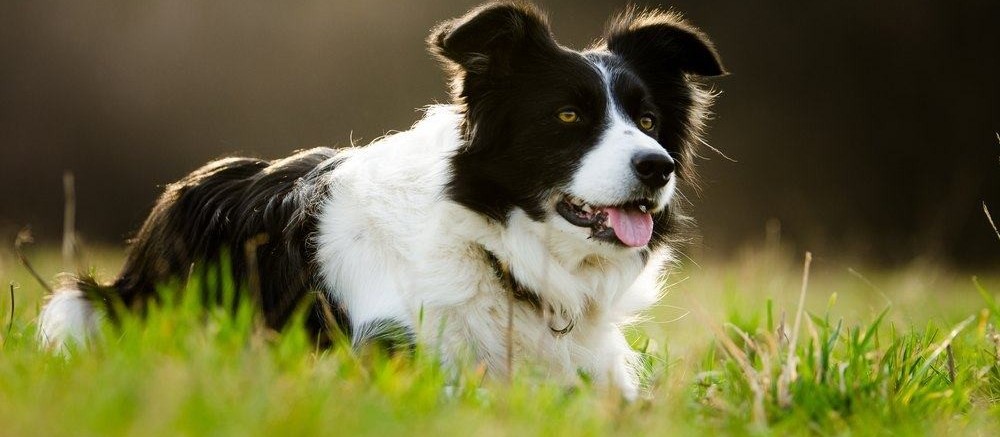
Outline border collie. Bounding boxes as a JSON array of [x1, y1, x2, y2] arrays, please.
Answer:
[[38, 2, 724, 399]]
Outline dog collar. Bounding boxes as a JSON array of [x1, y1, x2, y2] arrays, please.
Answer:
[[480, 247, 576, 337]]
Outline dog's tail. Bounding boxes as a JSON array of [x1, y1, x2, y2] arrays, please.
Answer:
[[37, 276, 116, 353]]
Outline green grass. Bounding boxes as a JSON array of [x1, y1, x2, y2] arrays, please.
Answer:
[[1, 245, 999, 436]]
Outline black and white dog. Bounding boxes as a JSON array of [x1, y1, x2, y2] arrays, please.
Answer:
[[39, 2, 724, 398]]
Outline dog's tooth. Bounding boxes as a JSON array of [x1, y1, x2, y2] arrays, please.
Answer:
[[581, 204, 593, 213], [638, 204, 648, 213]]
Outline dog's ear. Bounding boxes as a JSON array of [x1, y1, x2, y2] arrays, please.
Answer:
[[604, 10, 725, 77], [429, 2, 556, 76], [603, 10, 725, 185]]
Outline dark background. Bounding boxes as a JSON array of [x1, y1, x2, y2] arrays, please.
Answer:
[[1, 1, 998, 267]]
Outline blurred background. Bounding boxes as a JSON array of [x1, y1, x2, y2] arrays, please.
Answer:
[[1, 0, 997, 267]]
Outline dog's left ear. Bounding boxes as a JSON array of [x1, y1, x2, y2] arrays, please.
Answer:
[[604, 10, 726, 77]]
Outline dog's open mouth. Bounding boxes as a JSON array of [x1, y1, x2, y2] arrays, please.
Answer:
[[556, 195, 655, 247]]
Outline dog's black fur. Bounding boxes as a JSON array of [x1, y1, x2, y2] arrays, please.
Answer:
[[79, 148, 349, 343]]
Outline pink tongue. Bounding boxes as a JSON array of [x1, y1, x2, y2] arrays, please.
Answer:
[[605, 207, 654, 247]]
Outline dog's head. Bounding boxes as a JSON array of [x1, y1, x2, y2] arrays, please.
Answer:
[[432, 2, 724, 252]]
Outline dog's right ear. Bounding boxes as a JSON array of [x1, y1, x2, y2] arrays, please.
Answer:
[[429, 2, 556, 76]]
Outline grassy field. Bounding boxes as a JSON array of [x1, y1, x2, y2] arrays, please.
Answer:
[[1, 244, 999, 436]]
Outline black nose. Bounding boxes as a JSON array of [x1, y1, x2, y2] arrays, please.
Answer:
[[631, 151, 675, 189]]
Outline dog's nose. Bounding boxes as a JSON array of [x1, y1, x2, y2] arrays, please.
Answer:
[[631, 151, 675, 189]]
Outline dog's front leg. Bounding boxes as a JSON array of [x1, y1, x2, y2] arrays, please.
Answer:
[[581, 324, 642, 401]]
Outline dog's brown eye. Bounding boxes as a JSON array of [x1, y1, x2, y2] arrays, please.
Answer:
[[557, 110, 580, 123], [638, 115, 656, 131]]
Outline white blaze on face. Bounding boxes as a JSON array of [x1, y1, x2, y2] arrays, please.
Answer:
[[567, 60, 675, 209]]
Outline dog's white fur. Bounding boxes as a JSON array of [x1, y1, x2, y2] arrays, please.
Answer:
[[315, 105, 672, 398], [569, 61, 677, 212], [37, 287, 99, 354]]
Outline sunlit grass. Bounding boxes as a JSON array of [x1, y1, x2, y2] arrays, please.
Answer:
[[1, 245, 998, 435]]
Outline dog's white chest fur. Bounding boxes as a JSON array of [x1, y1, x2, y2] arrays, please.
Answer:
[[315, 107, 668, 397]]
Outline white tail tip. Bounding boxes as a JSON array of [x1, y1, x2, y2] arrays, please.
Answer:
[[37, 287, 99, 353]]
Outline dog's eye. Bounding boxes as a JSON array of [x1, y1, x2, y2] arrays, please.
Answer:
[[557, 109, 580, 123], [638, 115, 656, 131]]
